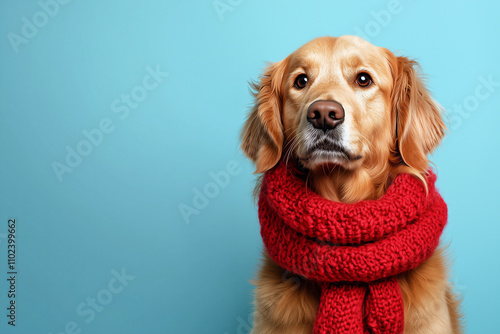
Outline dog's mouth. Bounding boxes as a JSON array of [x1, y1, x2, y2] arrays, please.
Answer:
[[311, 140, 359, 159], [299, 138, 362, 169]]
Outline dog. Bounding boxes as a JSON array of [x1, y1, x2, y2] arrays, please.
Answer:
[[241, 36, 462, 333]]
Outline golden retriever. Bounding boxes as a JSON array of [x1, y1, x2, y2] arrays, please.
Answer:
[[241, 36, 462, 334]]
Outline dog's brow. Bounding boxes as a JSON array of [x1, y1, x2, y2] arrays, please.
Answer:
[[344, 54, 367, 68], [290, 55, 315, 70]]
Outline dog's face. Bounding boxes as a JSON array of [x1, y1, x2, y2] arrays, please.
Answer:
[[242, 36, 445, 177], [283, 36, 394, 171]]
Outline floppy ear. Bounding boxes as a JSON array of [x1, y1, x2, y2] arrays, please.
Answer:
[[240, 57, 289, 173], [387, 53, 447, 172]]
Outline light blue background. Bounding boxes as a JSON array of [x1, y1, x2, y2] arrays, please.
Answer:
[[0, 1, 499, 333]]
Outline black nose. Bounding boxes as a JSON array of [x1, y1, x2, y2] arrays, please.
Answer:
[[307, 100, 345, 131]]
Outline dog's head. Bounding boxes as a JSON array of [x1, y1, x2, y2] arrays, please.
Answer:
[[241, 36, 445, 178]]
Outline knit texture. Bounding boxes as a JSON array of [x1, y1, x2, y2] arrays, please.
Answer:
[[258, 161, 447, 334]]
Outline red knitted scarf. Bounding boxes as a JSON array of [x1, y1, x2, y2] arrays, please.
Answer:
[[258, 161, 447, 334]]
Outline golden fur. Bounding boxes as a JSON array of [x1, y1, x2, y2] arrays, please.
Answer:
[[241, 36, 462, 333]]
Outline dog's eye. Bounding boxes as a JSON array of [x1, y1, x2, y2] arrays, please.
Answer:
[[356, 73, 373, 87], [294, 74, 308, 89]]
